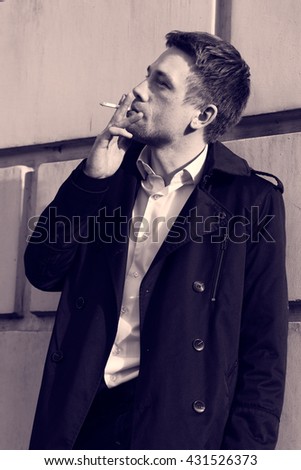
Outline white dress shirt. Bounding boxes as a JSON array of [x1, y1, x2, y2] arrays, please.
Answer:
[[104, 144, 208, 387]]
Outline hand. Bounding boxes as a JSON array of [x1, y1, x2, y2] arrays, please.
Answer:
[[84, 93, 143, 179]]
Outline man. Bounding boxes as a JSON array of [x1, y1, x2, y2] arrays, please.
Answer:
[[25, 31, 288, 450]]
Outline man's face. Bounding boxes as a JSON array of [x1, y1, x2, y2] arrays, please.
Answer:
[[127, 47, 199, 146]]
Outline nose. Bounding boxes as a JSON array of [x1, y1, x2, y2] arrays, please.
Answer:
[[132, 78, 149, 102]]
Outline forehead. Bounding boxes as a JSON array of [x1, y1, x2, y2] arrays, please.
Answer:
[[150, 46, 195, 86]]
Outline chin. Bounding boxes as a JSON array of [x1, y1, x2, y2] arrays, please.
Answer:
[[132, 135, 148, 145], [129, 123, 167, 146], [128, 127, 149, 144]]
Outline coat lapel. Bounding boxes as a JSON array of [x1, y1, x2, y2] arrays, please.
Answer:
[[149, 183, 233, 266]]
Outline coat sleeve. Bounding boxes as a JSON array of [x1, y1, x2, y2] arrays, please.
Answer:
[[24, 161, 113, 291], [221, 186, 288, 449]]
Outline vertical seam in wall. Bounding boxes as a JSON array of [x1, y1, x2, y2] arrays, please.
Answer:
[[14, 168, 34, 316], [214, 0, 232, 42], [211, 0, 217, 35]]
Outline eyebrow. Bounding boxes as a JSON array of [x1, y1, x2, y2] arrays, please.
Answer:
[[147, 65, 175, 89]]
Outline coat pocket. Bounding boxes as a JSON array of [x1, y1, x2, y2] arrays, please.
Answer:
[[211, 235, 228, 302]]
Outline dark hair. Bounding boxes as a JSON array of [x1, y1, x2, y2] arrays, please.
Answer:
[[165, 31, 250, 143]]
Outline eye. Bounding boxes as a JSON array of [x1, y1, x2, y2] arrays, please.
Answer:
[[156, 78, 169, 88], [145, 69, 172, 90]]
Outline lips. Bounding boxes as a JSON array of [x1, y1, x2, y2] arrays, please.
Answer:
[[131, 100, 143, 112], [127, 103, 143, 118]]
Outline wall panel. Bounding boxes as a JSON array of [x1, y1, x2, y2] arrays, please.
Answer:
[[231, 0, 301, 115], [0, 330, 51, 449], [0, 165, 32, 314], [277, 322, 301, 449], [225, 133, 301, 301]]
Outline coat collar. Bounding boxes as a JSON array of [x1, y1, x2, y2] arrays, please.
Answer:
[[202, 141, 251, 178], [122, 140, 251, 180]]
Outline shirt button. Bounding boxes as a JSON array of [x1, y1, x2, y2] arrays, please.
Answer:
[[192, 400, 206, 413], [152, 194, 161, 200], [216, 211, 227, 227], [110, 375, 117, 383], [192, 281, 205, 293], [130, 271, 139, 278], [192, 339, 205, 351]]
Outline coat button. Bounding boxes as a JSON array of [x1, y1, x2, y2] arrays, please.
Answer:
[[192, 400, 206, 413], [192, 339, 205, 351], [216, 211, 227, 219], [51, 351, 64, 363], [192, 281, 205, 293], [216, 211, 227, 226], [75, 296, 85, 309]]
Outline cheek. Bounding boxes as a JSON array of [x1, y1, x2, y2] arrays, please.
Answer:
[[150, 100, 188, 129]]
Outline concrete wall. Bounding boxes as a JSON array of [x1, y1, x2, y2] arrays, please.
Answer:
[[0, 0, 300, 450], [1, 0, 300, 148], [0, 0, 214, 148], [231, 0, 301, 114]]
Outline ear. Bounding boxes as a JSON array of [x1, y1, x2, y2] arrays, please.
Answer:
[[190, 104, 218, 130]]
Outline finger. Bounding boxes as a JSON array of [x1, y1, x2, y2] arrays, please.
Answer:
[[118, 94, 127, 105], [117, 111, 143, 129], [109, 126, 134, 139], [97, 110, 142, 146], [108, 135, 131, 153], [128, 110, 143, 123], [105, 93, 132, 126], [115, 93, 134, 118]]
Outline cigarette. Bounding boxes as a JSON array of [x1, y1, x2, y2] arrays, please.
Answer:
[[99, 101, 119, 109]]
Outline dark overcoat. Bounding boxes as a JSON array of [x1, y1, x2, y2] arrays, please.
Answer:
[[24, 141, 288, 450]]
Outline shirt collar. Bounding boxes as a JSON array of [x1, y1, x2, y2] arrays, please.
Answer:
[[136, 144, 208, 186]]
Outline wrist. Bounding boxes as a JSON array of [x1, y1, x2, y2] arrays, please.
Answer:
[[70, 160, 111, 193], [83, 160, 108, 179]]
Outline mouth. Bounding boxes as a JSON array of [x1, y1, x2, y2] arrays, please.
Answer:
[[126, 101, 142, 117], [126, 100, 145, 122]]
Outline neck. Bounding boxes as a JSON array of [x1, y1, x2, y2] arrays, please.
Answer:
[[149, 134, 207, 183]]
